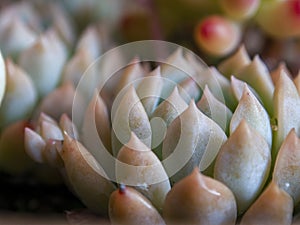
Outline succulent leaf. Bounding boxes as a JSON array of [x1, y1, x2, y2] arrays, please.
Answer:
[[33, 82, 76, 122], [273, 70, 300, 157], [178, 77, 201, 103], [115, 58, 145, 95], [162, 101, 227, 182], [230, 84, 272, 147], [163, 168, 237, 225], [240, 181, 293, 225], [136, 66, 163, 117], [218, 45, 251, 78], [0, 59, 37, 130], [61, 48, 94, 87], [81, 91, 112, 158], [59, 133, 116, 215], [116, 132, 171, 212], [197, 85, 233, 134], [235, 55, 274, 115], [76, 25, 101, 59], [18, 29, 68, 98], [161, 48, 195, 98], [273, 129, 300, 205], [111, 85, 152, 156], [0, 17, 37, 59], [109, 186, 165, 225], [214, 120, 271, 214]]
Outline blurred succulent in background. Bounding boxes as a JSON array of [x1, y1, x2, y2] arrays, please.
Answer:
[[0, 0, 300, 225]]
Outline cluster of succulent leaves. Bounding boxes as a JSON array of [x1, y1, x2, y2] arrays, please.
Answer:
[[0, 1, 300, 225]]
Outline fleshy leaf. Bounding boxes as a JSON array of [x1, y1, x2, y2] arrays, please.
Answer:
[[116, 132, 171, 212], [240, 181, 293, 225], [136, 66, 163, 117], [235, 55, 274, 115], [109, 186, 165, 225], [271, 62, 292, 85], [230, 75, 260, 102], [111, 85, 151, 156], [81, 92, 112, 156], [273, 70, 300, 157], [151, 87, 188, 158], [163, 168, 237, 225], [0, 59, 37, 130], [230, 84, 272, 147], [115, 58, 145, 95], [24, 127, 46, 163], [162, 101, 227, 182], [214, 120, 271, 214], [76, 25, 101, 60], [61, 49, 94, 87], [273, 129, 300, 205], [178, 77, 201, 103], [18, 29, 67, 98], [151, 86, 188, 127], [59, 133, 116, 215], [195, 67, 237, 110], [197, 85, 232, 134], [33, 82, 77, 122], [0, 17, 37, 59], [294, 71, 300, 96], [161, 48, 195, 98], [218, 45, 250, 78]]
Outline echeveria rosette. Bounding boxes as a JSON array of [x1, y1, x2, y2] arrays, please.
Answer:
[[3, 41, 299, 224]]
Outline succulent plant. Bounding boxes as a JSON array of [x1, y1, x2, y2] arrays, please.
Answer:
[[8, 41, 298, 224], [0, 1, 300, 225]]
